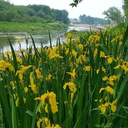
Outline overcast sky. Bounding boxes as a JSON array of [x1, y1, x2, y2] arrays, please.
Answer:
[[10, 0, 124, 19]]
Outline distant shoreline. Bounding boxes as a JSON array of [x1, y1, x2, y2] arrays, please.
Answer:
[[0, 22, 68, 34], [70, 23, 106, 30]]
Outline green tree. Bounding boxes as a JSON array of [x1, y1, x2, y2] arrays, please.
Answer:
[[79, 14, 86, 23], [102, 7, 123, 23], [79, 14, 109, 25], [0, 0, 17, 21], [26, 8, 36, 16], [0, 1, 69, 24], [52, 9, 69, 24], [41, 5, 51, 15], [123, 0, 128, 22], [28, 4, 42, 12], [70, 0, 83, 7]]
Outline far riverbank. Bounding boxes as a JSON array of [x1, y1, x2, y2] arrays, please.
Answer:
[[0, 22, 68, 33]]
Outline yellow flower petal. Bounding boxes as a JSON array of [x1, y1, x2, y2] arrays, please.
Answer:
[[106, 86, 114, 95]]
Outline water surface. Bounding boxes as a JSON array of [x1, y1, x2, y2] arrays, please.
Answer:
[[0, 26, 91, 53]]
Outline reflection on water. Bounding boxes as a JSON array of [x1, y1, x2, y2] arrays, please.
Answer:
[[0, 26, 90, 53], [67, 26, 91, 32], [0, 31, 66, 53]]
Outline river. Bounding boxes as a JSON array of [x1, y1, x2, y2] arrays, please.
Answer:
[[0, 25, 96, 53]]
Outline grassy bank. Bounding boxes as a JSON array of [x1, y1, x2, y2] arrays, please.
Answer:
[[0, 21, 68, 32]]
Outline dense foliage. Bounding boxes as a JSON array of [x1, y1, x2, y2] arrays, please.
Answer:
[[79, 14, 109, 25], [1, 25, 128, 127], [0, 0, 70, 24], [70, 0, 83, 7], [123, 0, 128, 22]]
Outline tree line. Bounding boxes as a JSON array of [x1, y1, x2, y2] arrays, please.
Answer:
[[79, 14, 109, 25], [0, 0, 70, 24]]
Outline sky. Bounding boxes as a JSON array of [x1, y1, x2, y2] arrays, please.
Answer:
[[9, 0, 124, 19]]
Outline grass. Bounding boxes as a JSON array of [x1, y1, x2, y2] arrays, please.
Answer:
[[0, 24, 128, 127], [0, 21, 68, 32]]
